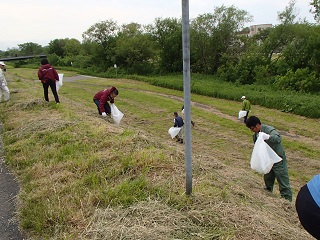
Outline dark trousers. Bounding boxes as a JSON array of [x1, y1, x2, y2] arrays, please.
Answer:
[[42, 80, 59, 103], [93, 99, 111, 114], [296, 184, 320, 239], [244, 111, 249, 123], [264, 159, 292, 201]]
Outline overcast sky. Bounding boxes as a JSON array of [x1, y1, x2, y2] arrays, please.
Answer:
[[0, 0, 315, 51]]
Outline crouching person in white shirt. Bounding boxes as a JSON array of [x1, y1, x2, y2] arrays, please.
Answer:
[[0, 61, 9, 102]]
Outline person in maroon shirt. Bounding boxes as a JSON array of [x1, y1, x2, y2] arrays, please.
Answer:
[[38, 58, 60, 104], [93, 86, 118, 117]]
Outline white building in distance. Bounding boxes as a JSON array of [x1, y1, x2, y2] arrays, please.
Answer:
[[249, 24, 273, 37]]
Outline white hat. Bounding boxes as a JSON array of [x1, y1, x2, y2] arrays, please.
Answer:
[[0, 61, 5, 66], [241, 96, 246, 99]]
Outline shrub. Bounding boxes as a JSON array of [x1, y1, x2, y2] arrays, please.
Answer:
[[275, 68, 320, 92]]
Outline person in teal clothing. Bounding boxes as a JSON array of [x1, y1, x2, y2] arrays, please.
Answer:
[[241, 96, 251, 123], [245, 116, 292, 202], [295, 174, 320, 239]]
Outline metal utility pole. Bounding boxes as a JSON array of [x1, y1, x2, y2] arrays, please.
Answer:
[[181, 0, 192, 195]]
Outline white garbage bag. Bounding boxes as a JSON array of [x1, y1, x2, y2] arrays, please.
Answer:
[[56, 73, 64, 91], [110, 104, 124, 125], [168, 127, 181, 139], [238, 110, 247, 119], [250, 134, 282, 174]]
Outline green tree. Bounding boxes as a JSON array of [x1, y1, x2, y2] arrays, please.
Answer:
[[18, 42, 43, 55], [3, 47, 20, 58], [114, 23, 157, 74], [48, 39, 67, 57], [150, 17, 182, 73], [63, 38, 82, 56], [310, 0, 320, 22], [82, 20, 119, 68], [277, 0, 299, 25], [190, 5, 252, 74]]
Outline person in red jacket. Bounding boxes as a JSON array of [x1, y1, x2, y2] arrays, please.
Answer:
[[38, 58, 60, 104], [93, 86, 118, 117]]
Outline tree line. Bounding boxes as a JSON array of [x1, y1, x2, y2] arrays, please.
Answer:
[[1, 1, 320, 93]]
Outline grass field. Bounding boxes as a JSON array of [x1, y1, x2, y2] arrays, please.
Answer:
[[0, 68, 319, 239]]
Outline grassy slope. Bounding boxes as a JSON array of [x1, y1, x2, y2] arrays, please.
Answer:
[[0, 68, 319, 239]]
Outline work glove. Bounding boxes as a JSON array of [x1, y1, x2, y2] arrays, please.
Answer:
[[259, 132, 270, 140], [102, 112, 107, 117]]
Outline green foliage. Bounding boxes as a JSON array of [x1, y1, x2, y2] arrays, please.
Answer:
[[190, 6, 252, 74], [2, 2, 320, 94], [48, 39, 65, 57], [277, 0, 299, 25], [131, 73, 320, 118], [275, 68, 320, 92], [18, 42, 44, 55], [216, 64, 238, 82], [151, 17, 183, 73], [218, 52, 267, 84], [310, 0, 320, 22], [114, 23, 157, 74], [47, 53, 60, 66], [47, 38, 81, 58], [82, 19, 119, 68], [253, 65, 274, 85], [219, 21, 320, 93]]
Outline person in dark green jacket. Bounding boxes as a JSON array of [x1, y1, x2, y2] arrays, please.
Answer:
[[241, 96, 251, 123], [246, 116, 292, 202]]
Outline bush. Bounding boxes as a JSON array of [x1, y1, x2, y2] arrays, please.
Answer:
[[275, 68, 320, 92]]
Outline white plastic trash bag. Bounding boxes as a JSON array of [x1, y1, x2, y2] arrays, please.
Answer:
[[250, 135, 282, 174], [110, 104, 124, 125], [168, 127, 181, 139], [238, 110, 247, 119], [56, 73, 64, 91]]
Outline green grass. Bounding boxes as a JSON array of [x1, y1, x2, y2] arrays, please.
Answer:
[[0, 68, 319, 240], [127, 73, 320, 118]]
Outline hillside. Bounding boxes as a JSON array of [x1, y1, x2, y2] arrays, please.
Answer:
[[0, 68, 319, 239]]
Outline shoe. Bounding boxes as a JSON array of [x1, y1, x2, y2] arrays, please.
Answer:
[[180, 139, 183, 144], [191, 121, 195, 127], [264, 187, 272, 192]]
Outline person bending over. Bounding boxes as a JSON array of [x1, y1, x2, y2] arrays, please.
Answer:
[[245, 116, 292, 202], [173, 111, 184, 144], [93, 87, 118, 117]]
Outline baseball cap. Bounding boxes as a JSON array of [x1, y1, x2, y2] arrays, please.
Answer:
[[0, 61, 5, 66], [241, 96, 246, 99]]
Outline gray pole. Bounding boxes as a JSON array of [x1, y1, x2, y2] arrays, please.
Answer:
[[182, 0, 192, 195]]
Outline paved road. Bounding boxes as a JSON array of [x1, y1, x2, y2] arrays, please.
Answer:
[[0, 75, 91, 240], [0, 123, 24, 240]]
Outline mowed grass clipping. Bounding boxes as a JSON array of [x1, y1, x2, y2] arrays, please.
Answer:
[[0, 68, 318, 239]]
